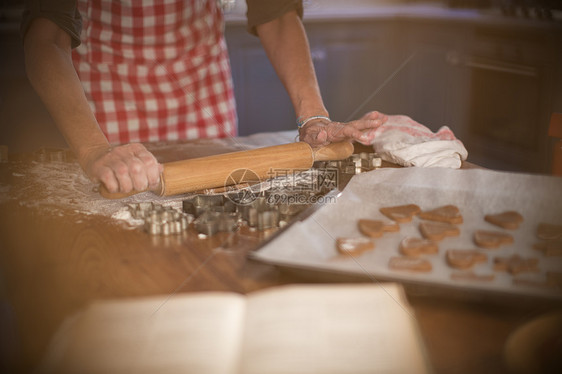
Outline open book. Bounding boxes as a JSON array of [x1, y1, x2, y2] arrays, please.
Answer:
[[39, 283, 431, 374]]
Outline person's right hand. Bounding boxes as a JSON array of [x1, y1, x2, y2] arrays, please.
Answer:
[[81, 143, 163, 194]]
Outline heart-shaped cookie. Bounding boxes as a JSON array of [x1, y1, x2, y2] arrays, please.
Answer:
[[399, 237, 438, 256], [532, 240, 562, 257], [419, 205, 463, 224], [446, 249, 488, 269], [336, 237, 374, 256], [358, 219, 399, 238], [493, 255, 539, 275], [419, 221, 460, 241], [474, 230, 514, 249], [381, 221, 400, 232], [484, 211, 523, 230], [536, 222, 562, 240], [388, 256, 432, 272], [379, 204, 420, 223]]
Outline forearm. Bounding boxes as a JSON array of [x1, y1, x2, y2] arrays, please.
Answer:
[[23, 18, 162, 194], [24, 19, 110, 168], [256, 11, 386, 147], [256, 11, 327, 120]]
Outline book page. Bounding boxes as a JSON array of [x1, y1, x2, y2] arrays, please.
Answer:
[[39, 293, 246, 374], [239, 283, 430, 374]]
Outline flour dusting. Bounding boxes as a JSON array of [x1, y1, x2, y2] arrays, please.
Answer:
[[4, 161, 190, 223]]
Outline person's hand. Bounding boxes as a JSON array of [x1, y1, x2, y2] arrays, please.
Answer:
[[299, 111, 387, 147], [81, 143, 163, 194]]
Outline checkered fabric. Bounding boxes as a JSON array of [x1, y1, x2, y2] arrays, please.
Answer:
[[72, 0, 237, 144]]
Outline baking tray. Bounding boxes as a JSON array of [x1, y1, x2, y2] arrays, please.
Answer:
[[250, 168, 562, 302]]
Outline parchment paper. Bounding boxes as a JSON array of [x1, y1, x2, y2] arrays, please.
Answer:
[[251, 168, 562, 300]]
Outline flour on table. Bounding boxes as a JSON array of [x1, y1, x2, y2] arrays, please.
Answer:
[[5, 161, 189, 223]]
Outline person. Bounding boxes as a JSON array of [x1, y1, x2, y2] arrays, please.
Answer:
[[22, 0, 387, 194]]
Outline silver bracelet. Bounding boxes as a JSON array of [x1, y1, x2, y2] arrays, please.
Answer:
[[297, 115, 331, 129]]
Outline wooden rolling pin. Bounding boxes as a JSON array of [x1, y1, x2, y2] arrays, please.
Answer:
[[100, 141, 354, 199]]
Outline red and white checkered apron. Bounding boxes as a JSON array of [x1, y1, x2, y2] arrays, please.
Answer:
[[72, 0, 237, 144]]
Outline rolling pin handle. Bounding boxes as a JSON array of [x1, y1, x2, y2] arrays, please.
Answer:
[[312, 141, 354, 161]]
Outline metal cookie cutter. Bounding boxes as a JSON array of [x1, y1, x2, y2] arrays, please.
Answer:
[[183, 194, 241, 236], [264, 190, 311, 222], [184, 193, 280, 234], [257, 210, 279, 230], [128, 202, 192, 236], [352, 152, 382, 173], [315, 153, 381, 176], [183, 194, 236, 218], [193, 211, 240, 236], [239, 196, 279, 230], [326, 159, 355, 175]]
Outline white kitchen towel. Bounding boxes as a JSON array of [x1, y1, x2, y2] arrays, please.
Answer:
[[372, 115, 468, 168]]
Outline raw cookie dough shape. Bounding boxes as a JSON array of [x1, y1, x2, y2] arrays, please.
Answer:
[[419, 205, 463, 224], [336, 237, 374, 256], [399, 237, 439, 257], [532, 240, 562, 257], [446, 249, 488, 269], [379, 204, 421, 223], [484, 211, 524, 230], [358, 219, 400, 238], [474, 230, 514, 249], [536, 223, 562, 240], [419, 221, 460, 241], [493, 255, 539, 275], [388, 256, 432, 272]]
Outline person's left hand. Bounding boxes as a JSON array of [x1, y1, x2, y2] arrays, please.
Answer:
[[299, 111, 387, 147]]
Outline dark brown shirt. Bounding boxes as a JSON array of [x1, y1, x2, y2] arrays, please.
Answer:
[[21, 0, 304, 48], [246, 0, 303, 35]]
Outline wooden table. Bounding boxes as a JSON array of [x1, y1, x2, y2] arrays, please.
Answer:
[[0, 136, 557, 373]]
